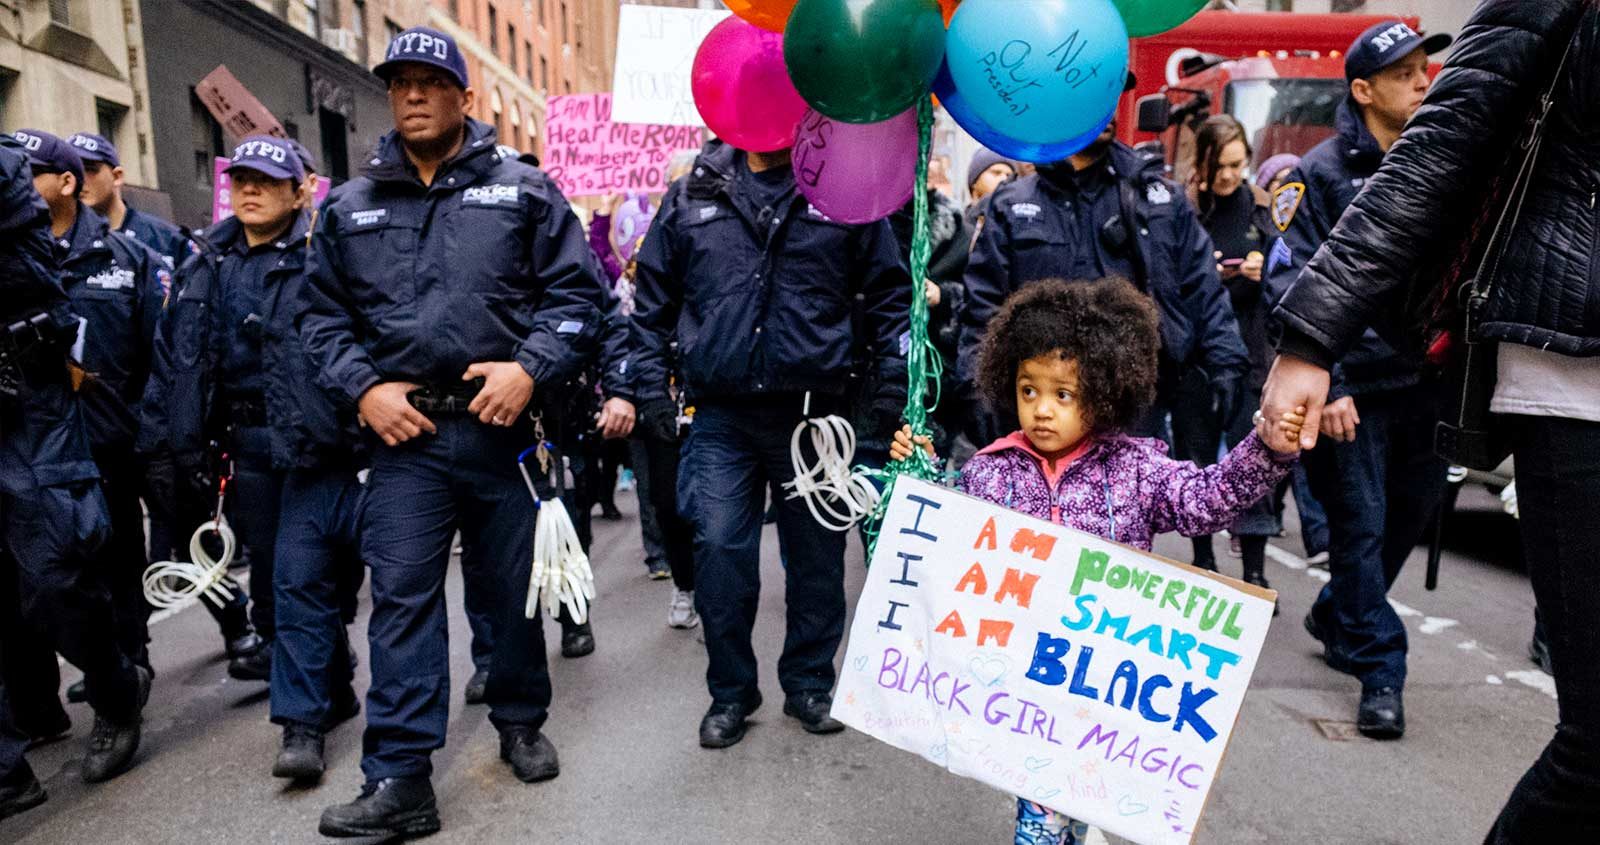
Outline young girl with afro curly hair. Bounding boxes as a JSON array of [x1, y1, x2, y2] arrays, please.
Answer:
[[890, 277, 1305, 845]]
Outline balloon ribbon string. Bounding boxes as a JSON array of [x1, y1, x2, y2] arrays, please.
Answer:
[[862, 95, 943, 560]]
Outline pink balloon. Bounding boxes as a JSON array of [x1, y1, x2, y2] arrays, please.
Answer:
[[792, 107, 919, 224], [691, 17, 808, 154]]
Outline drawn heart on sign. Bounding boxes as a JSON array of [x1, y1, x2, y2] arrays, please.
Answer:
[[1117, 794, 1150, 816], [1034, 787, 1062, 802], [852, 655, 869, 672], [1024, 756, 1053, 773], [927, 743, 948, 761], [968, 654, 1011, 688]]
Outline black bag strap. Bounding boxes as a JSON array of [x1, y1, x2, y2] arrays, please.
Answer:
[[1463, 31, 1578, 336]]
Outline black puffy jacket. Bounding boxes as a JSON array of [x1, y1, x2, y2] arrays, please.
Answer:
[[1277, 0, 1599, 364]]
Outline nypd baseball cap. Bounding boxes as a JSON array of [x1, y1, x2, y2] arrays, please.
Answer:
[[374, 26, 469, 89], [13, 129, 84, 186], [68, 132, 119, 167], [224, 135, 306, 183], [1345, 20, 1451, 82]]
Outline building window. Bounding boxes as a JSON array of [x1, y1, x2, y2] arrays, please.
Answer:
[[491, 88, 505, 141], [319, 108, 350, 183], [511, 103, 523, 149], [523, 42, 533, 83], [538, 0, 545, 28], [508, 24, 518, 71], [190, 90, 226, 189], [489, 5, 499, 55], [560, 2, 568, 41], [385, 18, 401, 44], [539, 56, 548, 91], [48, 0, 71, 26], [302, 0, 322, 39], [353, 0, 369, 66], [448, 0, 459, 20], [95, 99, 127, 150]]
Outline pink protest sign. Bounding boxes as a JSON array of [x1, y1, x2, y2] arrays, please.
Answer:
[[543, 93, 705, 197], [213, 157, 331, 224]]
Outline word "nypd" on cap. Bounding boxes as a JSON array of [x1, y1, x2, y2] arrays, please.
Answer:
[[387, 31, 451, 62], [234, 140, 288, 163]]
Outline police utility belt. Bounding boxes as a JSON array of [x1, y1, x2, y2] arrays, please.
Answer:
[[0, 310, 77, 401], [407, 379, 487, 415]]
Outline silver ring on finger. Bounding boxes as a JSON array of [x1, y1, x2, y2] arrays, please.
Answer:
[[1251, 409, 1265, 427]]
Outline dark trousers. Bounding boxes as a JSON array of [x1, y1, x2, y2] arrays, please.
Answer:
[[0, 661, 28, 783], [631, 439, 669, 570], [359, 417, 551, 781], [226, 426, 283, 642], [0, 484, 139, 727], [270, 468, 365, 729], [1486, 416, 1600, 843], [93, 447, 153, 669], [1304, 386, 1447, 691], [1291, 464, 1330, 556], [638, 423, 695, 592], [679, 402, 846, 706]]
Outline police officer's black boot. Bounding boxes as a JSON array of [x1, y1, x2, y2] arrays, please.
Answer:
[[0, 761, 47, 821], [498, 726, 560, 783], [273, 723, 326, 781], [558, 610, 595, 659], [227, 639, 272, 682], [319, 777, 440, 839], [463, 668, 489, 705], [1357, 686, 1405, 740], [81, 665, 151, 783]]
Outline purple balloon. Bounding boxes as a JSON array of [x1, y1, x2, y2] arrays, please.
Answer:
[[792, 107, 920, 224], [691, 18, 808, 154]]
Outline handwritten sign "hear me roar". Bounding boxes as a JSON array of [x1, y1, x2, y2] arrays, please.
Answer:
[[833, 478, 1276, 845], [543, 94, 705, 198]]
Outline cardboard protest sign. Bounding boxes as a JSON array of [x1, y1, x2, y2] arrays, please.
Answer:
[[833, 478, 1276, 845], [195, 66, 286, 143], [610, 4, 729, 126], [543, 94, 705, 197], [213, 157, 330, 224]]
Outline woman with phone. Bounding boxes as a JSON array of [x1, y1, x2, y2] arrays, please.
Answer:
[[1186, 115, 1285, 598]]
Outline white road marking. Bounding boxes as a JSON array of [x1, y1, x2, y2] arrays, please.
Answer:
[[1486, 675, 1503, 685], [1503, 670, 1558, 700], [1420, 617, 1458, 635]]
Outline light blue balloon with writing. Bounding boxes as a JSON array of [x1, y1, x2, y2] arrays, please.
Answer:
[[933, 62, 1113, 164], [945, 0, 1130, 147]]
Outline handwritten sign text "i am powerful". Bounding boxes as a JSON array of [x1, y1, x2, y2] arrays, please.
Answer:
[[832, 479, 1276, 845]]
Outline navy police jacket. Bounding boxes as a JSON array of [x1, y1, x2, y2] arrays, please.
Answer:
[[959, 143, 1248, 393], [299, 119, 609, 406], [631, 141, 912, 404], [0, 136, 101, 493], [118, 206, 191, 271], [1265, 99, 1418, 397], [55, 204, 168, 451], [142, 214, 359, 471]]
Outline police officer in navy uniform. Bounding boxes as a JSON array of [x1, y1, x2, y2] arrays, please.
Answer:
[[1265, 21, 1452, 740], [632, 138, 911, 749], [301, 28, 610, 837], [0, 132, 150, 797], [68, 132, 189, 270], [4, 128, 167, 740], [142, 141, 306, 687], [959, 115, 1249, 509]]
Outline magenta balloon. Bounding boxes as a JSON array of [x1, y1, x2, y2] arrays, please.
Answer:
[[792, 108, 919, 224], [691, 18, 808, 153]]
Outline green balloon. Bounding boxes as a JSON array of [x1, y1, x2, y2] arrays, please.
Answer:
[[783, 0, 947, 124], [1113, 0, 1208, 38]]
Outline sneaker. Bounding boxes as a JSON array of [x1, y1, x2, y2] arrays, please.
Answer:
[[646, 559, 672, 581], [319, 777, 440, 839], [668, 590, 700, 629], [616, 469, 636, 492], [1305, 551, 1331, 569]]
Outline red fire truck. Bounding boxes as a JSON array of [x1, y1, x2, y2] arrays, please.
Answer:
[[1117, 11, 1429, 181]]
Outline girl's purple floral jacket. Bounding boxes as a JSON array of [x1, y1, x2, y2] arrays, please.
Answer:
[[957, 430, 1295, 552]]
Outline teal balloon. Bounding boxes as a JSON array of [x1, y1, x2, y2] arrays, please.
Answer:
[[783, 0, 947, 124], [1112, 0, 1208, 38]]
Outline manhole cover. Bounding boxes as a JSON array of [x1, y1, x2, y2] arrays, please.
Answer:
[[1313, 719, 1361, 741]]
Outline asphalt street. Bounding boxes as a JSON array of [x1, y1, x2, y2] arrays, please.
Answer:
[[3, 481, 1553, 845]]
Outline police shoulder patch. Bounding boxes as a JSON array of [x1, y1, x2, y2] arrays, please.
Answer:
[[1271, 182, 1306, 233], [1146, 182, 1172, 206]]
